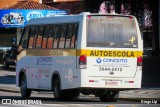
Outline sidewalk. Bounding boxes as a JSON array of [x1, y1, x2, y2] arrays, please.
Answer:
[[0, 65, 19, 93], [0, 64, 160, 99]]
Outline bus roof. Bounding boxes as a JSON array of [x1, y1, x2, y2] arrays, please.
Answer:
[[26, 12, 135, 26]]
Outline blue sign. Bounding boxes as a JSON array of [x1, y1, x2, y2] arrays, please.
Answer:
[[0, 9, 69, 28]]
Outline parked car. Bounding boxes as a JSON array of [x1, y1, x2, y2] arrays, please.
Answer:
[[2, 38, 17, 69]]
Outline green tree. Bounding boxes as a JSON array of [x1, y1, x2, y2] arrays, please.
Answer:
[[83, 0, 152, 26]]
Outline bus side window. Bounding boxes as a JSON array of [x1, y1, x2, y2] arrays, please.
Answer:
[[53, 25, 61, 49], [65, 25, 72, 48], [59, 25, 67, 48], [42, 26, 49, 49], [36, 36, 42, 48], [42, 38, 47, 48], [71, 24, 78, 48], [20, 26, 30, 48], [71, 36, 75, 48], [47, 26, 54, 49], [28, 26, 38, 49], [47, 38, 53, 49], [28, 37, 34, 48], [36, 26, 44, 48]]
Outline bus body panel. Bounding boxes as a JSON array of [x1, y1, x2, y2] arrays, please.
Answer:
[[16, 13, 143, 92], [16, 49, 81, 90], [78, 14, 143, 89]]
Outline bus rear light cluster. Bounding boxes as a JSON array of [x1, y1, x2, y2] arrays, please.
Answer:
[[88, 15, 91, 18], [137, 56, 142, 66], [129, 16, 133, 19], [79, 55, 87, 69]]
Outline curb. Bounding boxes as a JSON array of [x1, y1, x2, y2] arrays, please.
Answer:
[[0, 87, 20, 93], [0, 87, 43, 94]]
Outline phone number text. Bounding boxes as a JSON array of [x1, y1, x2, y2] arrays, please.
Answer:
[[99, 67, 122, 71]]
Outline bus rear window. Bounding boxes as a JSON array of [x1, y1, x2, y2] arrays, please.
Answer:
[[86, 16, 138, 48]]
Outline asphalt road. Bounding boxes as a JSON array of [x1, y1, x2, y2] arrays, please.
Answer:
[[0, 91, 145, 104], [0, 65, 160, 106], [0, 91, 160, 107]]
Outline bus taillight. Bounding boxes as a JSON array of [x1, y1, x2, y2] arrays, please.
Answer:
[[79, 55, 87, 69], [137, 56, 142, 66], [88, 15, 91, 19], [129, 16, 133, 19]]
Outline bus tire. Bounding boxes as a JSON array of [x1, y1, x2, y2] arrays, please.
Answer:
[[20, 75, 31, 99], [53, 76, 80, 100], [53, 76, 62, 99], [99, 91, 119, 102]]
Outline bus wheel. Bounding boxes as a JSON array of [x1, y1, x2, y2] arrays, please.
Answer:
[[53, 76, 62, 99], [53, 77, 80, 100], [99, 91, 119, 102], [20, 75, 31, 99]]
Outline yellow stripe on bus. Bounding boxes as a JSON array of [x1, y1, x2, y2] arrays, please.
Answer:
[[18, 49, 142, 58], [77, 50, 143, 58]]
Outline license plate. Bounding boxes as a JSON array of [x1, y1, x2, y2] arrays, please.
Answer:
[[105, 80, 120, 86]]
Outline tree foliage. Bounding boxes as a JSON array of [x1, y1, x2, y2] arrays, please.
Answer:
[[83, 0, 152, 27]]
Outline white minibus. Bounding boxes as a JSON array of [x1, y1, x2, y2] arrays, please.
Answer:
[[16, 12, 143, 102]]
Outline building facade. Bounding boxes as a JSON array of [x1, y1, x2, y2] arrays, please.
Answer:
[[0, 0, 69, 62], [0, 0, 41, 9]]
